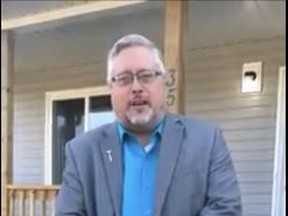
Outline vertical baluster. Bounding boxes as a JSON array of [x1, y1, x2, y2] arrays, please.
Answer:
[[8, 189, 15, 216], [18, 190, 25, 216], [41, 190, 47, 216], [48, 190, 56, 216], [29, 190, 35, 216], [51, 199, 55, 216]]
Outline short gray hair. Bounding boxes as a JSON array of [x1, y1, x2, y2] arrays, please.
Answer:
[[107, 34, 165, 82]]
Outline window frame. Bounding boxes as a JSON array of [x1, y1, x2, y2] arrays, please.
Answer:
[[44, 86, 110, 184]]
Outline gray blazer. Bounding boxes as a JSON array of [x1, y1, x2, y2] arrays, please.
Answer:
[[56, 113, 242, 216]]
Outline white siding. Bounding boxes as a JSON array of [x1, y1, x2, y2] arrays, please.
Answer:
[[185, 38, 285, 216], [13, 62, 106, 184]]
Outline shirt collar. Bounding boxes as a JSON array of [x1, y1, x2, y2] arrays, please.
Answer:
[[116, 117, 165, 143]]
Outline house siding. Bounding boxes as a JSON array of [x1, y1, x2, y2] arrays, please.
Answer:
[[13, 37, 284, 216], [13, 61, 106, 184], [185, 38, 284, 216]]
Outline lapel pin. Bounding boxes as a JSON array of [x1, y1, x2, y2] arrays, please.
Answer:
[[106, 150, 113, 162]]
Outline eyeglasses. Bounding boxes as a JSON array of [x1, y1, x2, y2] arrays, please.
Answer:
[[111, 70, 163, 87]]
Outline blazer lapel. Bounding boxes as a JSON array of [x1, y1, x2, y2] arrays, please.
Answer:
[[100, 123, 123, 216], [154, 114, 184, 216]]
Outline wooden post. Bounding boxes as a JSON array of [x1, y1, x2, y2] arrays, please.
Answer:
[[1, 31, 14, 216], [164, 0, 187, 114]]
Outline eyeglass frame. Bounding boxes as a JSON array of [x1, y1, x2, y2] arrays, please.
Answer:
[[110, 69, 164, 87]]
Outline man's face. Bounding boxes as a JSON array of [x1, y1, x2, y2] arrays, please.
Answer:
[[109, 46, 166, 131]]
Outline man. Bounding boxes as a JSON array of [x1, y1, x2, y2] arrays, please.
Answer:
[[56, 34, 242, 216]]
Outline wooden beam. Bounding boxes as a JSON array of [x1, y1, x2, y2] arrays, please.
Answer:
[[1, 1, 145, 30], [164, 0, 187, 114], [1, 31, 14, 216]]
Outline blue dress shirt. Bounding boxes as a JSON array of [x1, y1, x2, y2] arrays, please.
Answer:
[[117, 121, 164, 216]]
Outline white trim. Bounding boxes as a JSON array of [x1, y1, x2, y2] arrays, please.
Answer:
[[44, 93, 53, 184], [271, 66, 285, 216], [44, 86, 110, 184], [84, 96, 89, 132], [2, 1, 145, 30], [45, 86, 110, 101]]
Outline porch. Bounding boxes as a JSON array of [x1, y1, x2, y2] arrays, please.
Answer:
[[2, 1, 185, 215], [1, 1, 285, 216], [6, 185, 59, 216]]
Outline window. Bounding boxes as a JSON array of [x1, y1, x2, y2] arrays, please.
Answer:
[[45, 87, 115, 184]]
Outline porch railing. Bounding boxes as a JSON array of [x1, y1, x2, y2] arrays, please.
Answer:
[[6, 185, 60, 216]]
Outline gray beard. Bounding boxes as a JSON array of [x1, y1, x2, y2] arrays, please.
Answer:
[[128, 108, 154, 126]]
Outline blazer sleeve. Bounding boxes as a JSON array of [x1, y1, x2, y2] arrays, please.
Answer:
[[199, 128, 242, 216], [55, 141, 87, 216]]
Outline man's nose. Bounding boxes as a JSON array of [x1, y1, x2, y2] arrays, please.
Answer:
[[131, 77, 143, 93]]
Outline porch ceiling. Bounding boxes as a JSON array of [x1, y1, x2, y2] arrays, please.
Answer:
[[1, 1, 99, 20], [2, 1, 285, 74]]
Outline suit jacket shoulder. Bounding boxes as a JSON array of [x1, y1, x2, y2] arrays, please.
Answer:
[[67, 122, 117, 153]]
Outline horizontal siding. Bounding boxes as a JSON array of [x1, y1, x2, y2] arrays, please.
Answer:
[[185, 38, 284, 216], [231, 150, 274, 161], [14, 91, 44, 184], [15, 61, 104, 85], [190, 106, 275, 121], [187, 95, 276, 111], [229, 139, 274, 151], [13, 61, 107, 184], [242, 194, 272, 203], [217, 117, 276, 130], [240, 183, 272, 194], [234, 161, 274, 173], [224, 128, 275, 142]]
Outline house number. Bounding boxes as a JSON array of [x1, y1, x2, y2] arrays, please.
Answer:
[[166, 68, 176, 106]]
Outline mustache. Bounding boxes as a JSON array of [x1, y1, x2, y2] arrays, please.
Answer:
[[129, 96, 150, 106]]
